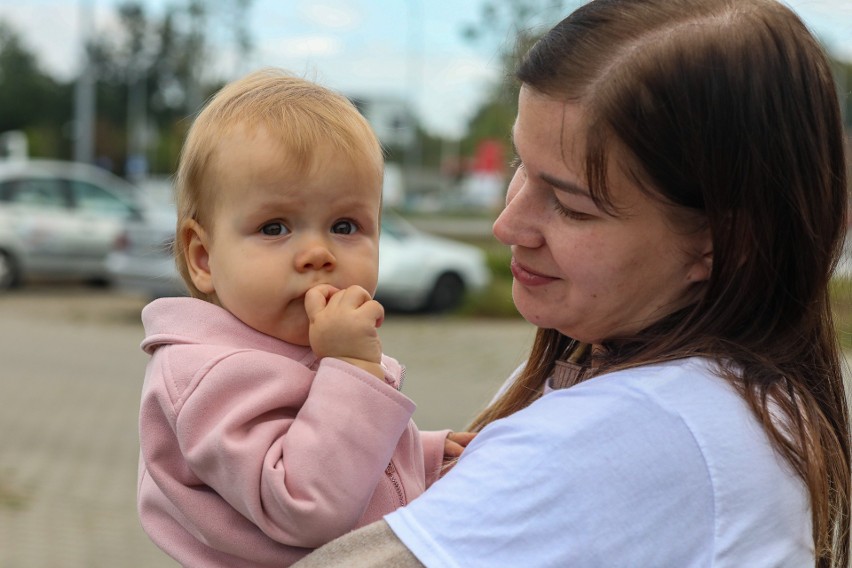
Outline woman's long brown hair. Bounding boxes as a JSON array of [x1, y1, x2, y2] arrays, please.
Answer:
[[470, 1, 851, 566]]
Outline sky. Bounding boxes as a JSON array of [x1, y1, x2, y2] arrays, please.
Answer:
[[0, 0, 850, 138]]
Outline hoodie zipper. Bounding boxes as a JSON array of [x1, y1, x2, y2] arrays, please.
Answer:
[[385, 461, 406, 507]]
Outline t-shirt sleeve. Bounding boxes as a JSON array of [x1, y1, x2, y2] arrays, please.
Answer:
[[385, 379, 716, 567]]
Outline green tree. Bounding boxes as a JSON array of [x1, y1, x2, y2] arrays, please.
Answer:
[[85, 0, 253, 175], [0, 22, 72, 156], [833, 58, 851, 130], [460, 0, 574, 159]]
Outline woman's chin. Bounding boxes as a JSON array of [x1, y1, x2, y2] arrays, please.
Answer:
[[514, 302, 560, 332]]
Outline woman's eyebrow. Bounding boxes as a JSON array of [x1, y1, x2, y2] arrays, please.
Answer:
[[540, 172, 593, 199], [511, 130, 593, 199]]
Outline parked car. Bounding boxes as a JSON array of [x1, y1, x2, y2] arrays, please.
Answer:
[[107, 204, 491, 313], [0, 159, 144, 289], [374, 212, 491, 312]]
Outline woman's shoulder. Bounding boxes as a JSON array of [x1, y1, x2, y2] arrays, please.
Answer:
[[487, 358, 718, 440], [479, 356, 806, 525], [490, 356, 810, 559], [517, 357, 769, 472], [538, 357, 741, 436]]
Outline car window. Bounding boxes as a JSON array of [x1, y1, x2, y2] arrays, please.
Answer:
[[70, 180, 135, 217], [0, 178, 69, 210], [381, 213, 415, 240]]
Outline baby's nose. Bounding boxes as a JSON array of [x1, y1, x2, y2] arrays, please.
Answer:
[[295, 244, 336, 272]]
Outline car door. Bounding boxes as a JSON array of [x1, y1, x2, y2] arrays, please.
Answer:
[[68, 179, 138, 272], [0, 177, 79, 274]]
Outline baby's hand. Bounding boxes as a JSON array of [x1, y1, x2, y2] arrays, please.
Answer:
[[441, 431, 477, 474], [444, 431, 477, 459], [304, 284, 385, 378]]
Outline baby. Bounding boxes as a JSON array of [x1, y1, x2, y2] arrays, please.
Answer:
[[137, 68, 472, 567]]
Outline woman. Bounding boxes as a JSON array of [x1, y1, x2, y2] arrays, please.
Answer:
[[295, 0, 850, 565]]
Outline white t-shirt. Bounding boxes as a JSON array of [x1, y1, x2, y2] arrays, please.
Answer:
[[386, 357, 811, 567]]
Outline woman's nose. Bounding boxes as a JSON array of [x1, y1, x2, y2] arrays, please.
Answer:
[[492, 175, 541, 248], [295, 241, 336, 272]]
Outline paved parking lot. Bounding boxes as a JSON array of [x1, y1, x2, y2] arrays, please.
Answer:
[[0, 285, 535, 567]]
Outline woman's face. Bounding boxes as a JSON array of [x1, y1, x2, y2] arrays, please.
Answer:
[[493, 87, 711, 345]]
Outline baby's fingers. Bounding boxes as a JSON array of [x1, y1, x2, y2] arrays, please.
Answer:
[[304, 284, 338, 318], [443, 440, 466, 458], [332, 285, 374, 308], [448, 431, 477, 448], [359, 298, 385, 328], [332, 286, 384, 327]]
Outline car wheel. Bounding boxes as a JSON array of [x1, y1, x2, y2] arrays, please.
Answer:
[[0, 250, 20, 290], [426, 273, 465, 313]]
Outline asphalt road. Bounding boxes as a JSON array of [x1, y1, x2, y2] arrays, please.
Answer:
[[0, 285, 534, 568]]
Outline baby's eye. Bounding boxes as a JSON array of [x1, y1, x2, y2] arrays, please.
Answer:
[[260, 222, 289, 236], [331, 220, 358, 235]]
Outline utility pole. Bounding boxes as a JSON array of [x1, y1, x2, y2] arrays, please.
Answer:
[[73, 0, 96, 164], [405, 0, 424, 186]]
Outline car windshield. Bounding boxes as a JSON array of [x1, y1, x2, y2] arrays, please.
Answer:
[[381, 211, 417, 239], [71, 180, 138, 217]]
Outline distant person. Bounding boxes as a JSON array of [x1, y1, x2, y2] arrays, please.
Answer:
[[294, 0, 851, 566], [136, 69, 474, 568]]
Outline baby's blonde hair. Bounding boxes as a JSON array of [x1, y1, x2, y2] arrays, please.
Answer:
[[173, 68, 384, 298]]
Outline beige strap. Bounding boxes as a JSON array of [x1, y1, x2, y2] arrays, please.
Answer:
[[292, 520, 425, 568]]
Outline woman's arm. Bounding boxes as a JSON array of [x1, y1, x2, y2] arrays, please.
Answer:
[[292, 520, 423, 567]]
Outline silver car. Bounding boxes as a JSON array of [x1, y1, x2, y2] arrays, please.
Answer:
[[0, 159, 143, 289], [107, 201, 491, 313]]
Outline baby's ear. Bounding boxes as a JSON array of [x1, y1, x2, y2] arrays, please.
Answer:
[[182, 219, 215, 295]]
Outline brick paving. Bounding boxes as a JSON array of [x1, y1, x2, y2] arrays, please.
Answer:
[[0, 286, 534, 567]]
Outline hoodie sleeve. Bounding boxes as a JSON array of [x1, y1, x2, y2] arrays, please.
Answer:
[[172, 349, 416, 549], [418, 430, 452, 487]]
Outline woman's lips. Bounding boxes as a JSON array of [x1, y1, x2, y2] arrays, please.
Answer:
[[510, 258, 557, 286]]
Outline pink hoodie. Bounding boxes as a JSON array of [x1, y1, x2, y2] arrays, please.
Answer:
[[138, 297, 448, 567]]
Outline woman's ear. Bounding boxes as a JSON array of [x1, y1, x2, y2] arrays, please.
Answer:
[[686, 229, 713, 284], [182, 219, 215, 295]]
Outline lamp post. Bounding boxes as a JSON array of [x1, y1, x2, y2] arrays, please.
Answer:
[[73, 0, 96, 164]]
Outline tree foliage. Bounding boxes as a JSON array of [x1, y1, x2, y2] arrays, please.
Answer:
[[0, 1, 847, 181], [0, 23, 72, 156], [84, 0, 253, 174], [0, 0, 252, 174], [460, 0, 573, 159], [460, 1, 851, 165]]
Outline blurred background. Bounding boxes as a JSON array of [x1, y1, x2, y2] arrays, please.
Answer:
[[0, 0, 848, 212], [0, 0, 850, 566]]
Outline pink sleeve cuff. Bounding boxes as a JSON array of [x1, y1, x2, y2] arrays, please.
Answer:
[[419, 429, 452, 487]]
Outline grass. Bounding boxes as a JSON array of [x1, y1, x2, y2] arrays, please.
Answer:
[[831, 276, 852, 350], [458, 243, 521, 319], [0, 473, 29, 511]]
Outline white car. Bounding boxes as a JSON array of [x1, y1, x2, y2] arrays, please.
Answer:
[[0, 159, 144, 289], [374, 212, 491, 312], [107, 206, 491, 313]]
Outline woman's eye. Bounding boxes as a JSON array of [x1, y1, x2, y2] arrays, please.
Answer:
[[260, 222, 288, 236], [331, 220, 358, 235], [553, 201, 592, 221]]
